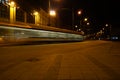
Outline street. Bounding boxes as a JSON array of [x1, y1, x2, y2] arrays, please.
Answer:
[[0, 40, 120, 80]]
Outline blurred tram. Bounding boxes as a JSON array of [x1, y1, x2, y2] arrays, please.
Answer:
[[0, 23, 84, 42]]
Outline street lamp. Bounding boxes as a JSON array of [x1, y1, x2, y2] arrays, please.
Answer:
[[78, 10, 82, 15], [77, 10, 82, 28], [87, 22, 90, 25], [33, 11, 38, 15], [105, 23, 111, 39], [75, 25, 78, 28], [9, 1, 15, 7], [50, 10, 56, 16], [105, 24, 108, 27], [84, 18, 88, 22], [9, 1, 16, 23], [48, 0, 57, 26]]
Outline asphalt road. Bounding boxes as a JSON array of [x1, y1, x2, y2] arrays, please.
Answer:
[[0, 40, 120, 80]]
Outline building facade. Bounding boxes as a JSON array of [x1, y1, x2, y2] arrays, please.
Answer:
[[0, 0, 56, 27]]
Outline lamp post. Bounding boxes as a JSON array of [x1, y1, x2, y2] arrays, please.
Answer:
[[77, 10, 82, 29], [7, 1, 16, 41], [48, 0, 56, 26], [9, 1, 16, 23], [48, 0, 51, 26], [105, 24, 111, 39]]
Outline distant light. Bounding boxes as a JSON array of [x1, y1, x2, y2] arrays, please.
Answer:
[[9, 1, 15, 7], [102, 28, 105, 30], [33, 11, 38, 15], [112, 37, 118, 40], [105, 24, 108, 27], [78, 11, 82, 15], [75, 25, 78, 28], [84, 18, 88, 21], [78, 29, 81, 31], [50, 10, 56, 16], [87, 22, 90, 25], [16, 6, 20, 9], [116, 37, 118, 39]]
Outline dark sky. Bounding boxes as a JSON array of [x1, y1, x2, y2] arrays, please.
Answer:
[[16, 0, 119, 30]]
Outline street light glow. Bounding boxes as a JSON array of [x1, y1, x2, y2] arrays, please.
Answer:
[[9, 1, 15, 7], [50, 10, 56, 16], [84, 18, 88, 21], [78, 29, 81, 31], [105, 24, 108, 27], [75, 25, 78, 28], [87, 22, 90, 25], [78, 11, 82, 15], [33, 11, 38, 15]]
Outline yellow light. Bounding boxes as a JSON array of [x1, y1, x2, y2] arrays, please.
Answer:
[[50, 10, 56, 16], [9, 1, 15, 7], [84, 18, 88, 21], [33, 11, 38, 15]]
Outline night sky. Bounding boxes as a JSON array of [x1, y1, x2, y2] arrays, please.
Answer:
[[16, 0, 119, 30]]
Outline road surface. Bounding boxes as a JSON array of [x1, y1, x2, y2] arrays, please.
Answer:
[[0, 40, 120, 80]]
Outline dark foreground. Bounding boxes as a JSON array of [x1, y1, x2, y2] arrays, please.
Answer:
[[0, 40, 120, 80]]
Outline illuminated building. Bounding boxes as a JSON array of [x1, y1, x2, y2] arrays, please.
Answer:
[[0, 0, 9, 4]]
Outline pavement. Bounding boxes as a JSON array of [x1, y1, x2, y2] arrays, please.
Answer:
[[0, 40, 120, 80]]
